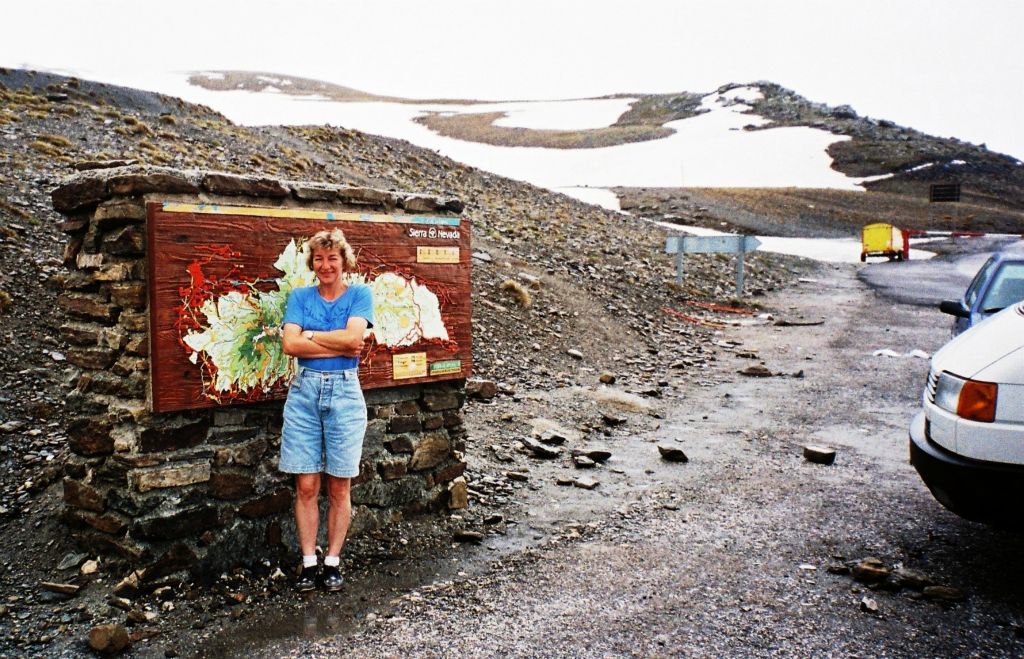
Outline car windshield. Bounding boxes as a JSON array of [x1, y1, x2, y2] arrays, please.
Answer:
[[965, 257, 996, 308], [980, 262, 1024, 313]]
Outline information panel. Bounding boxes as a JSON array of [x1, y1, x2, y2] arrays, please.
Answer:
[[146, 202, 472, 413]]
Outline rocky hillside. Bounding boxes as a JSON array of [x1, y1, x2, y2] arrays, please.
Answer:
[[744, 82, 1024, 210]]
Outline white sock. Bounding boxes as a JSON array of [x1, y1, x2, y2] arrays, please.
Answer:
[[324, 555, 340, 567], [302, 555, 318, 568]]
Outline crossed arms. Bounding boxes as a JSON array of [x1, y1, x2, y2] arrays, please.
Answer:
[[281, 317, 370, 359]]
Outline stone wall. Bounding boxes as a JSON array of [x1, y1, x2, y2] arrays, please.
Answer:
[[51, 165, 469, 579]]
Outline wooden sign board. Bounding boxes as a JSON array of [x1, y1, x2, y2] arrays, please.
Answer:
[[146, 202, 472, 413], [929, 183, 961, 203]]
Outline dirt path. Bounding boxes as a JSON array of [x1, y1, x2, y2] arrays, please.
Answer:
[[236, 264, 1024, 657]]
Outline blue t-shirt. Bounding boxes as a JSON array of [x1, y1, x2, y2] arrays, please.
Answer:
[[283, 284, 374, 371]]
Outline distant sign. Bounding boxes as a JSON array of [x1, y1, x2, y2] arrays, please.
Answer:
[[665, 235, 762, 255], [930, 183, 961, 203], [664, 234, 762, 296]]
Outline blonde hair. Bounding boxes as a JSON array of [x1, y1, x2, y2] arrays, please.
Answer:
[[305, 228, 357, 272]]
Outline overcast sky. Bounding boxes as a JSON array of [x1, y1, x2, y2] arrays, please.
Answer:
[[3, 0, 1023, 158]]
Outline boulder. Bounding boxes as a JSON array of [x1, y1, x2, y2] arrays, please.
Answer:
[[465, 379, 498, 400], [832, 104, 858, 119], [572, 449, 612, 463], [88, 623, 130, 654], [520, 437, 562, 459], [658, 445, 689, 463], [802, 445, 836, 465], [851, 557, 890, 584], [448, 477, 468, 510]]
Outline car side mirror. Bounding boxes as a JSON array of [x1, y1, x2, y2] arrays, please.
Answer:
[[939, 300, 969, 318]]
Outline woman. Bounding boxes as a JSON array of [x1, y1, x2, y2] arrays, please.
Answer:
[[279, 228, 374, 592]]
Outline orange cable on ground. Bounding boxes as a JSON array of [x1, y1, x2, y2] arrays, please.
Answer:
[[683, 300, 756, 315], [661, 306, 726, 328]]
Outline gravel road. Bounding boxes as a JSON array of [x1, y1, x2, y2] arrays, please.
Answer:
[[237, 262, 1024, 658]]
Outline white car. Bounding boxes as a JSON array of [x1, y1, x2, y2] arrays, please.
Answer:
[[909, 301, 1024, 524]]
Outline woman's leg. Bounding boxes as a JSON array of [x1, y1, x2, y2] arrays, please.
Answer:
[[325, 475, 352, 558], [295, 473, 322, 557]]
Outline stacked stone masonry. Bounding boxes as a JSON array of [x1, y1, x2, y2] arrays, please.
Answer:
[[51, 165, 468, 579]]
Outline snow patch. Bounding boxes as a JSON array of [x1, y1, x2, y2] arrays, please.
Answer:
[[555, 187, 621, 210]]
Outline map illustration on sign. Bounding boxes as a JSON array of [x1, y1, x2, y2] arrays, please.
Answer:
[[366, 271, 450, 347], [147, 201, 473, 413], [179, 239, 310, 398]]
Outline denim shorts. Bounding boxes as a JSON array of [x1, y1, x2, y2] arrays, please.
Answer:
[[279, 367, 367, 478]]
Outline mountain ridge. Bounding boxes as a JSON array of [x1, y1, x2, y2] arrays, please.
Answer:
[[187, 70, 1024, 209]]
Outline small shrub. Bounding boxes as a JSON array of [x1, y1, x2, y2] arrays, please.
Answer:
[[499, 279, 532, 307], [29, 140, 62, 157], [37, 133, 73, 148], [0, 290, 11, 313], [0, 199, 32, 220], [16, 92, 50, 109], [158, 113, 177, 125]]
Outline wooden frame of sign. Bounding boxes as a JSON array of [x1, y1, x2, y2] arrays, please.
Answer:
[[146, 201, 472, 413]]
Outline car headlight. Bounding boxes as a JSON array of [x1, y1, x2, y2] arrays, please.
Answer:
[[934, 371, 998, 423]]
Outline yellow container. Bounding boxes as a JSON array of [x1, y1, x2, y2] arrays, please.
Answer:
[[861, 223, 907, 262]]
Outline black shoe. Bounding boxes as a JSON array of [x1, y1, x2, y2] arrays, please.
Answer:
[[320, 565, 344, 591], [295, 565, 318, 592]]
